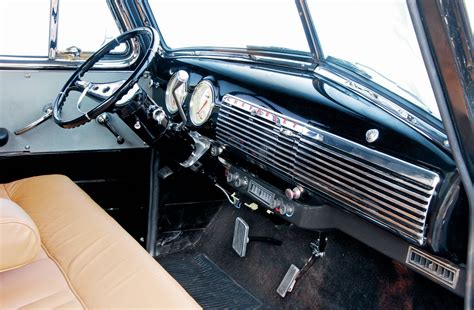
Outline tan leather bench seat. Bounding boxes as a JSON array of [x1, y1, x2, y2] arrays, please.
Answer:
[[0, 175, 200, 309]]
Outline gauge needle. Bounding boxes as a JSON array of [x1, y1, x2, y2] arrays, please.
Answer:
[[197, 100, 209, 114]]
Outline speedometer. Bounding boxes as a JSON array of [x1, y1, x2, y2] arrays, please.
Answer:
[[189, 80, 215, 126], [165, 71, 188, 114]]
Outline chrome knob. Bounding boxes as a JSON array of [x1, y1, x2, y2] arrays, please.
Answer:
[[285, 186, 303, 200], [226, 172, 235, 183], [272, 198, 283, 209], [234, 175, 248, 188], [176, 70, 189, 83], [278, 204, 287, 215], [285, 204, 295, 217]]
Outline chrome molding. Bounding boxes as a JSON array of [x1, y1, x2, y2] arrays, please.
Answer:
[[48, 0, 59, 60], [315, 67, 449, 152], [216, 94, 441, 244]]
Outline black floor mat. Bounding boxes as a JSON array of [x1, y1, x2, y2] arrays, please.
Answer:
[[159, 253, 262, 309]]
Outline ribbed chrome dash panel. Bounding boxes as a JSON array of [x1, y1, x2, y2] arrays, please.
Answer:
[[216, 95, 440, 244]]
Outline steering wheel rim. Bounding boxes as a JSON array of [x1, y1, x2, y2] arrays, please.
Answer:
[[53, 26, 159, 129]]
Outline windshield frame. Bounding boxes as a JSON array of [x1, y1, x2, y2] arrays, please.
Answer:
[[139, 0, 319, 68]]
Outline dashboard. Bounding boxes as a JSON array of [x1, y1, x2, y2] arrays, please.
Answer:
[[114, 56, 466, 295]]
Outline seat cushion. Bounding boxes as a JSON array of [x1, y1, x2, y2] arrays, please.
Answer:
[[0, 175, 200, 309], [0, 199, 40, 272]]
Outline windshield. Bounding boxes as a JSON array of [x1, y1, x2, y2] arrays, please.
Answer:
[[147, 0, 310, 53], [148, 0, 442, 120], [308, 0, 440, 120]]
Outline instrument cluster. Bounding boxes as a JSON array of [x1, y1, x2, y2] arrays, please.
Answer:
[[164, 71, 216, 127]]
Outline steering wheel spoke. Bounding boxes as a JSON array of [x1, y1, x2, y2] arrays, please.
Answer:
[[75, 79, 127, 101]]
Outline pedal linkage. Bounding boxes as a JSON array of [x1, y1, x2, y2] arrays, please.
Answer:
[[277, 232, 328, 298]]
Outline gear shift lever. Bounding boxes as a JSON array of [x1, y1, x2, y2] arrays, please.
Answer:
[[170, 70, 189, 131]]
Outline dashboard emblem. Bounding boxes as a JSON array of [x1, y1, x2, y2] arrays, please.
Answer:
[[366, 129, 379, 143]]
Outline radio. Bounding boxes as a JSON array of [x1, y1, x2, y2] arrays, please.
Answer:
[[225, 166, 298, 217]]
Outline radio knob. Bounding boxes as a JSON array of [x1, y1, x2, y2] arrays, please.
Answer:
[[285, 186, 303, 200], [272, 198, 283, 209], [226, 172, 236, 183], [234, 175, 248, 188], [285, 204, 295, 217], [278, 204, 287, 215]]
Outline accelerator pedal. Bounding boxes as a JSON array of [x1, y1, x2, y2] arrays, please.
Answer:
[[277, 232, 328, 298]]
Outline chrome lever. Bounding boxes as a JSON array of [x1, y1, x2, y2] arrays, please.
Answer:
[[14, 105, 53, 135], [97, 113, 125, 144], [180, 131, 211, 168]]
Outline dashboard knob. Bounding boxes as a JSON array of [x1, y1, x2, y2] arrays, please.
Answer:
[[278, 204, 287, 215], [226, 172, 237, 183], [272, 198, 283, 209], [285, 204, 295, 217], [285, 186, 303, 200], [234, 175, 248, 188]]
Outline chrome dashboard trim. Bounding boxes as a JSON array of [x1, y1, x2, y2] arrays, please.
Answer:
[[216, 94, 441, 244], [314, 66, 449, 152]]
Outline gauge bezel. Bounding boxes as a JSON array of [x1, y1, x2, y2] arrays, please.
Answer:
[[165, 71, 188, 114], [189, 80, 215, 126]]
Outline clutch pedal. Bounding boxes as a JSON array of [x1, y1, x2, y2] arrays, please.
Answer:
[[232, 217, 282, 257], [233, 217, 250, 257]]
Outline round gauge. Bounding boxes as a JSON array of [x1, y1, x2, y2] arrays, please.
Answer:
[[165, 71, 188, 114], [189, 80, 215, 126]]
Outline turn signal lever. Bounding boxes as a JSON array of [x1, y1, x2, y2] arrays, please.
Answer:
[[169, 70, 189, 131], [97, 113, 125, 144]]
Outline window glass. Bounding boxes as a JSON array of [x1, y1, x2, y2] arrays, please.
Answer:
[[57, 0, 125, 54], [0, 0, 50, 56], [308, 0, 440, 119], [148, 0, 310, 53]]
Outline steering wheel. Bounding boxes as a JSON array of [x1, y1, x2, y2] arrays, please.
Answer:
[[53, 27, 159, 128]]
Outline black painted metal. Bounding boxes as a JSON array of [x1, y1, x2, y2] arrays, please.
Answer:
[[137, 54, 469, 261], [146, 148, 160, 256], [414, 0, 474, 307]]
